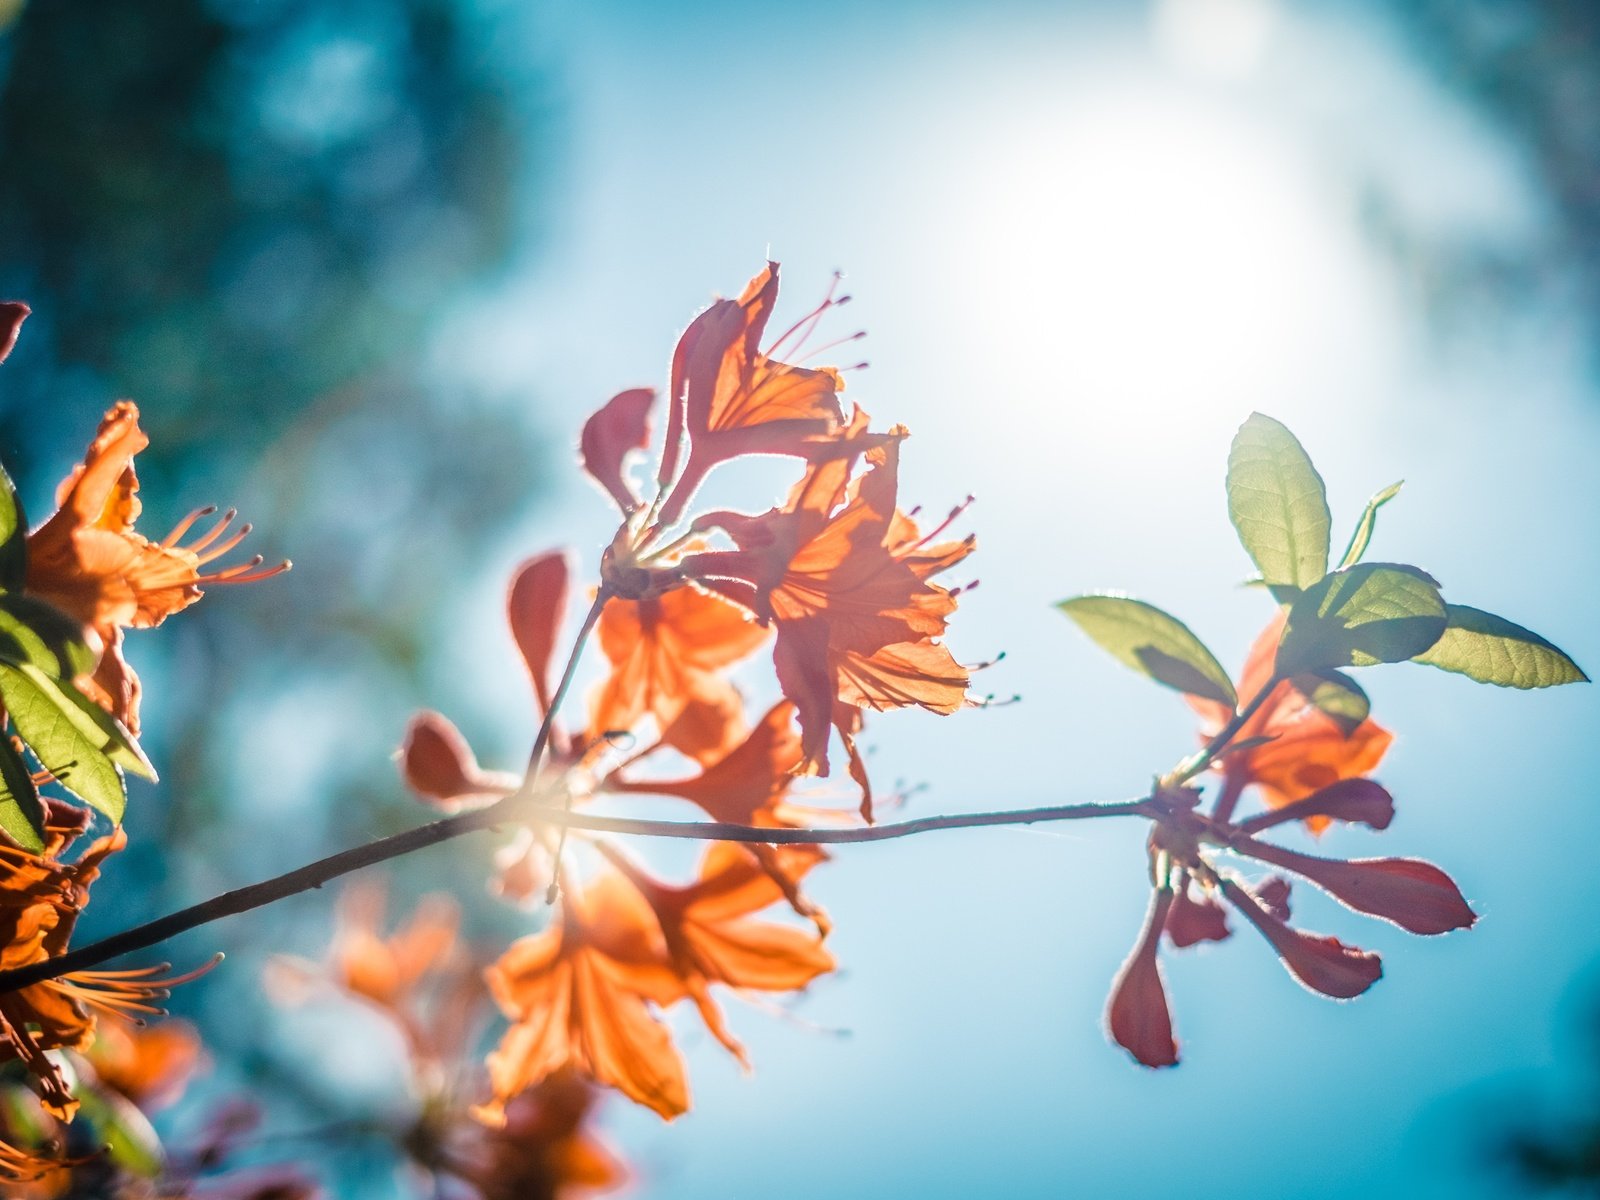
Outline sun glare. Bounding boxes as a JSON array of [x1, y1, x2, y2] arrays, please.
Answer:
[[957, 80, 1351, 446]]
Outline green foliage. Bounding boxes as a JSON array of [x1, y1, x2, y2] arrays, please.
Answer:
[[1057, 595, 1237, 707], [1289, 669, 1371, 734], [0, 663, 129, 822], [1227, 413, 1331, 591], [0, 735, 46, 852], [0, 594, 97, 679], [0, 462, 26, 593], [1413, 604, 1588, 688], [75, 1085, 165, 1180], [1337, 481, 1403, 569], [1275, 563, 1448, 676]]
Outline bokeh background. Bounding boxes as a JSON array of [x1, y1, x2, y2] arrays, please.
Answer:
[[4, 0, 1600, 1195]]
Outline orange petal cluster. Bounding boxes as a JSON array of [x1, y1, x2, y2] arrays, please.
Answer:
[[1188, 611, 1392, 829], [24, 402, 288, 734], [683, 425, 974, 815], [0, 804, 135, 1120], [589, 582, 767, 766], [396, 264, 977, 1128], [1105, 611, 1474, 1069], [481, 843, 832, 1123]]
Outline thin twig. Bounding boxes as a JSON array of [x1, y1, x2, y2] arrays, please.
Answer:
[[0, 797, 1154, 995]]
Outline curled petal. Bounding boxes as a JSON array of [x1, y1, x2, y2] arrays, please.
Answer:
[[581, 387, 656, 514], [0, 301, 28, 364], [508, 552, 571, 717], [1234, 840, 1477, 935], [1165, 885, 1230, 948], [1254, 875, 1293, 922], [1221, 879, 1381, 999], [1107, 887, 1179, 1068], [1235, 778, 1395, 836], [398, 711, 517, 811]]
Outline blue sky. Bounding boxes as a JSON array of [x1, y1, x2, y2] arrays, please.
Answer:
[[328, 0, 1600, 1193]]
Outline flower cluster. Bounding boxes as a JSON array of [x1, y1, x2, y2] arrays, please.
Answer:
[[1107, 616, 1475, 1068], [1060, 412, 1583, 1068], [399, 264, 978, 1122], [0, 303, 288, 1184], [271, 882, 624, 1200]]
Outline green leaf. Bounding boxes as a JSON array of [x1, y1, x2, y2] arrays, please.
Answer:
[[1227, 413, 1332, 590], [0, 735, 46, 851], [43, 671, 156, 781], [1057, 594, 1237, 708], [0, 461, 26, 593], [75, 1085, 165, 1179], [0, 662, 128, 821], [1275, 563, 1448, 676], [0, 594, 97, 679], [1289, 669, 1371, 735], [1336, 481, 1403, 569], [1242, 577, 1303, 605], [1413, 604, 1588, 689]]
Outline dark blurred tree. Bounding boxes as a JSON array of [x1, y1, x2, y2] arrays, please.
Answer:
[[1376, 0, 1600, 362], [0, 0, 561, 1022], [1485, 981, 1600, 1195]]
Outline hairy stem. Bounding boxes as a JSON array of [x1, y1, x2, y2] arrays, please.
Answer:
[[1175, 673, 1281, 785], [518, 590, 608, 790], [0, 797, 1154, 995]]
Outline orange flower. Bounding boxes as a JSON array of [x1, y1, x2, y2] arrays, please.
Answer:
[[685, 430, 973, 812], [277, 883, 482, 1079], [25, 402, 288, 734], [1188, 611, 1392, 828], [448, 1071, 626, 1200], [603, 702, 830, 926], [0, 1137, 67, 1191], [83, 1014, 204, 1112], [605, 841, 833, 1067], [480, 872, 687, 1122], [604, 700, 803, 826], [589, 582, 768, 766], [0, 805, 153, 1120], [654, 263, 849, 527]]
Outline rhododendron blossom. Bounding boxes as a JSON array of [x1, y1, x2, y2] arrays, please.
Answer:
[[0, 268, 1584, 1194], [24, 401, 288, 734]]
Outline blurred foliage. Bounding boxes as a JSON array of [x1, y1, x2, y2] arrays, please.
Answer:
[[0, 0, 561, 1149], [1378, 0, 1600, 361], [1487, 980, 1600, 1194]]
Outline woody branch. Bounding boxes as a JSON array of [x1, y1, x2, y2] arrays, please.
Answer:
[[0, 795, 1156, 995]]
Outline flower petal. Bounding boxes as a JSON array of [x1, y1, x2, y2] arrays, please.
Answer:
[[398, 710, 516, 811], [1106, 888, 1179, 1067], [1234, 840, 1477, 935], [1234, 778, 1395, 835], [508, 552, 571, 717], [581, 387, 656, 514], [1165, 884, 1230, 948], [1221, 878, 1382, 999], [0, 302, 28, 365]]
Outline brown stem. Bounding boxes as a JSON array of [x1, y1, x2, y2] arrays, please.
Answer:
[[0, 797, 1154, 995], [531, 591, 609, 901], [517, 590, 608, 792], [1175, 673, 1280, 786]]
